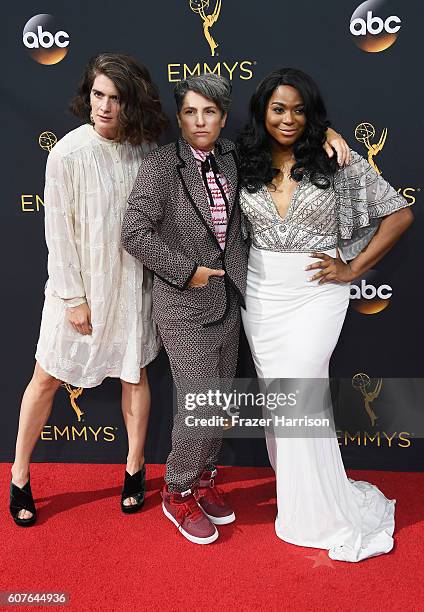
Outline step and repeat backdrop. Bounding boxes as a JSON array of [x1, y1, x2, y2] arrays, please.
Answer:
[[2, 0, 423, 470]]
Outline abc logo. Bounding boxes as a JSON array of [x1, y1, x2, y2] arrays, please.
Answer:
[[350, 0, 401, 52], [23, 14, 69, 65], [350, 270, 392, 314]]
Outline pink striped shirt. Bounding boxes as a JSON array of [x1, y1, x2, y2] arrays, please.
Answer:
[[190, 146, 229, 249]]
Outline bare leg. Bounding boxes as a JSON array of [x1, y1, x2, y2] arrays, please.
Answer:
[[11, 362, 62, 519], [120, 368, 151, 506]]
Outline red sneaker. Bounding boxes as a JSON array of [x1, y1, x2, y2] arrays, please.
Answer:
[[161, 485, 218, 545], [195, 469, 235, 525]]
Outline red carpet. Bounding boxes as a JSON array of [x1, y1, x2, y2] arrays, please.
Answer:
[[1, 464, 423, 611]]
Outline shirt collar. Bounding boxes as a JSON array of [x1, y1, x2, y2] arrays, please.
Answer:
[[189, 144, 215, 163]]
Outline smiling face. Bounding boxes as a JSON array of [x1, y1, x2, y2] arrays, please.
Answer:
[[89, 73, 121, 139], [177, 90, 227, 151], [265, 84, 307, 150]]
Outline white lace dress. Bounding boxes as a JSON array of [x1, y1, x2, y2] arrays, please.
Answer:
[[35, 124, 161, 387]]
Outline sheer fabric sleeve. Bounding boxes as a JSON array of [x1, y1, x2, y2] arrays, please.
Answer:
[[44, 150, 86, 307], [335, 150, 411, 260]]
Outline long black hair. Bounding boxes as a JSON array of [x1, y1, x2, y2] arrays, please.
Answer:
[[237, 68, 339, 192]]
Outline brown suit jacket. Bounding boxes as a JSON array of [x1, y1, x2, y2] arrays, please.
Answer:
[[122, 137, 248, 327]]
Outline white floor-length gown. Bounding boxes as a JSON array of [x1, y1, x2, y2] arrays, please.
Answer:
[[240, 151, 411, 562]]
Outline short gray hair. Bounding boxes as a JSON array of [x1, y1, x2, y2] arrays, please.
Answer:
[[174, 74, 232, 115]]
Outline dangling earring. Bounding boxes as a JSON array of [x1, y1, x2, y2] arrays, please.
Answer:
[[90, 112, 94, 124]]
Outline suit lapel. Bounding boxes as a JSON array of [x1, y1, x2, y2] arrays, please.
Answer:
[[214, 142, 238, 220], [176, 138, 216, 236]]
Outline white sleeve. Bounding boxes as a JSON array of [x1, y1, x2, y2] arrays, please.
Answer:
[[44, 150, 86, 307]]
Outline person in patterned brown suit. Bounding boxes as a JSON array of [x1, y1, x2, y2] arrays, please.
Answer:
[[123, 74, 243, 544], [122, 74, 350, 544]]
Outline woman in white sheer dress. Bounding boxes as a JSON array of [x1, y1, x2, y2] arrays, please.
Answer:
[[237, 68, 413, 561], [9, 54, 168, 526]]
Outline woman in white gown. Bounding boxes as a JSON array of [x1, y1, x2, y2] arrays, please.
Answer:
[[9, 54, 168, 525], [237, 68, 413, 561]]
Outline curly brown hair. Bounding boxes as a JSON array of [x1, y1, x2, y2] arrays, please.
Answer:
[[70, 53, 169, 145]]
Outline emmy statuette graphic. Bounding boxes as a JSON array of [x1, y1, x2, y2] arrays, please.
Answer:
[[189, 0, 222, 56], [355, 122, 387, 175], [352, 373, 382, 427], [39, 131, 57, 152], [62, 383, 84, 422]]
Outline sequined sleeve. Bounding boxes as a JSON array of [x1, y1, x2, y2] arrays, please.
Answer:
[[336, 150, 411, 260]]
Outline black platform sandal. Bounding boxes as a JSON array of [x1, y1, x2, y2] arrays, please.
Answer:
[[121, 465, 146, 514], [10, 479, 37, 527]]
